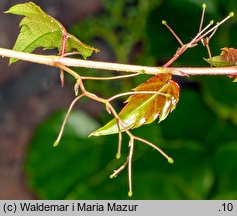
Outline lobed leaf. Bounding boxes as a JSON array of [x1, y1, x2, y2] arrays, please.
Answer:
[[91, 74, 180, 136], [5, 2, 98, 64], [204, 47, 237, 67]]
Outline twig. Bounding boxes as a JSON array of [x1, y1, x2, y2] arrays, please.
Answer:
[[134, 136, 173, 163], [1, 47, 237, 77], [1, 3, 235, 198], [162, 20, 184, 46], [162, 11, 234, 67]]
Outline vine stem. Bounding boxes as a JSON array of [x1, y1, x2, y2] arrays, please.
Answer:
[[0, 47, 237, 77], [51, 64, 173, 196]]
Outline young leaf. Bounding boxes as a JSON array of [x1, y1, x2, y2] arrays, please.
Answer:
[[91, 74, 180, 136], [204, 47, 237, 67], [5, 2, 98, 64]]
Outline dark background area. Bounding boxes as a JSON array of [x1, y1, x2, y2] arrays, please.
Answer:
[[0, 0, 237, 199]]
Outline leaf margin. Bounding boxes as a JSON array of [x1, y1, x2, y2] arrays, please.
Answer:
[[5, 2, 99, 64], [91, 73, 180, 136]]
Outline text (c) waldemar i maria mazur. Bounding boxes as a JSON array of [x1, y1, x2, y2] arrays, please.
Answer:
[[75, 202, 138, 212]]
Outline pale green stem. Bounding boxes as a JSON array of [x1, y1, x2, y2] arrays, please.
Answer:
[[1, 47, 237, 76], [53, 94, 84, 147], [128, 138, 134, 197], [134, 136, 173, 163]]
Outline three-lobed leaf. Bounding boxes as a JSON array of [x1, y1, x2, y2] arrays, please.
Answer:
[[91, 74, 180, 136], [6, 2, 98, 64]]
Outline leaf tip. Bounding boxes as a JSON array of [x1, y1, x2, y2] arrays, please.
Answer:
[[203, 57, 211, 65], [8, 58, 17, 65], [89, 127, 107, 137], [88, 131, 96, 137]]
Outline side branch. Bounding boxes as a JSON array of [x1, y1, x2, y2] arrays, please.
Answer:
[[0, 47, 237, 76]]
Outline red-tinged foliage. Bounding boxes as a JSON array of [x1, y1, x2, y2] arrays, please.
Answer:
[[205, 47, 237, 81], [92, 74, 180, 136], [124, 74, 180, 124], [220, 47, 237, 64], [205, 47, 237, 67]]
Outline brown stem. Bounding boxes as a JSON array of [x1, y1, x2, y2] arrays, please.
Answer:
[[162, 10, 233, 67], [162, 21, 184, 46], [199, 4, 206, 33], [163, 45, 188, 67]]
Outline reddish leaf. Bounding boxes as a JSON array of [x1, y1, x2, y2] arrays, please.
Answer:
[[91, 74, 180, 136], [204, 47, 237, 81], [204, 47, 237, 67]]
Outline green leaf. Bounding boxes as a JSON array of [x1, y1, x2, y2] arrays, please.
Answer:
[[200, 76, 237, 124], [25, 109, 237, 199], [204, 47, 237, 67], [5, 2, 98, 64], [213, 142, 237, 199], [91, 74, 180, 136], [25, 110, 103, 199], [161, 89, 217, 142], [25, 109, 213, 199]]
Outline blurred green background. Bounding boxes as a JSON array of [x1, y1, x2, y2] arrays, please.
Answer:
[[24, 0, 237, 199]]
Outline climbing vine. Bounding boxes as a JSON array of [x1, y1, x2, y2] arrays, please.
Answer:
[[1, 2, 237, 196]]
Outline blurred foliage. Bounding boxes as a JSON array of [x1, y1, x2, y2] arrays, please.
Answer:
[[25, 0, 237, 199]]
